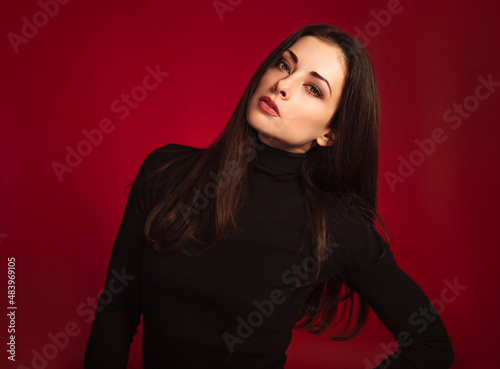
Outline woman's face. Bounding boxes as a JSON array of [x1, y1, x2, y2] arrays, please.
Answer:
[[246, 35, 346, 153]]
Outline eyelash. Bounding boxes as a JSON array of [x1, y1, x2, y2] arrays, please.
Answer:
[[276, 58, 323, 98]]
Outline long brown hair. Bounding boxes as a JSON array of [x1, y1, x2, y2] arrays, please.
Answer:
[[128, 24, 388, 340]]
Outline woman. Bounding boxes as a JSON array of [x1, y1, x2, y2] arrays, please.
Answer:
[[83, 24, 454, 368]]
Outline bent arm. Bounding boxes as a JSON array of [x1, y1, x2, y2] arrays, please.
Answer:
[[327, 197, 454, 368], [346, 248, 455, 369]]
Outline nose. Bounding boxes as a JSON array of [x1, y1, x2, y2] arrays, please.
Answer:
[[274, 76, 294, 99]]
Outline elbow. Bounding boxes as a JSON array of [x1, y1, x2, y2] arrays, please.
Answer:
[[412, 332, 455, 368], [437, 326, 455, 368], [423, 319, 455, 368], [429, 335, 454, 368], [441, 339, 455, 368]]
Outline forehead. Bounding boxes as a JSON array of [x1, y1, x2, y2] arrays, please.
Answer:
[[288, 35, 346, 83]]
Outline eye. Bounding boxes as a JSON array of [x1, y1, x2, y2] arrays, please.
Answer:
[[307, 84, 322, 98], [277, 58, 290, 73], [275, 57, 323, 99]]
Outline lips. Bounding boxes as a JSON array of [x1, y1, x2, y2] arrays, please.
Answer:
[[258, 96, 280, 117]]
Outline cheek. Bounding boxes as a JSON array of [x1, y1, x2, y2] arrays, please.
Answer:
[[256, 73, 273, 91], [307, 100, 337, 128], [287, 98, 328, 120], [259, 67, 284, 89], [289, 99, 332, 127]]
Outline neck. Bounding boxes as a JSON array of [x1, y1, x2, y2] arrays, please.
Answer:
[[252, 135, 308, 179]]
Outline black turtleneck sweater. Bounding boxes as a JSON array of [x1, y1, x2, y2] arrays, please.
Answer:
[[83, 138, 454, 369]]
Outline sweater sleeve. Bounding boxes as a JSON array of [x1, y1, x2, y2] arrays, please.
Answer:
[[83, 146, 173, 369], [327, 197, 454, 369]]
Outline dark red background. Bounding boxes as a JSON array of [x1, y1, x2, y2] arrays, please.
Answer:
[[1, 0, 499, 368]]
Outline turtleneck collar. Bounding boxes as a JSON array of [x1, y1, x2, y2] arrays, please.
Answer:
[[252, 135, 308, 179]]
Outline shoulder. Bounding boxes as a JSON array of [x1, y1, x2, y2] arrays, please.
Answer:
[[139, 143, 204, 175], [326, 194, 364, 221], [324, 194, 390, 276], [151, 142, 202, 155], [146, 143, 203, 165], [325, 193, 371, 234], [131, 143, 204, 192]]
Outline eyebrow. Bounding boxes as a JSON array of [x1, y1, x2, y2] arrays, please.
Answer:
[[285, 49, 332, 96]]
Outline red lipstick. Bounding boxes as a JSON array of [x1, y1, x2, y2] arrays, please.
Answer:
[[258, 96, 280, 117]]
